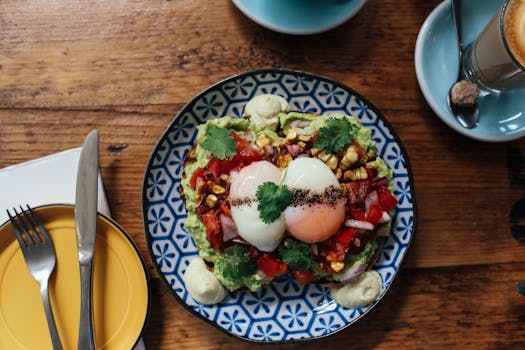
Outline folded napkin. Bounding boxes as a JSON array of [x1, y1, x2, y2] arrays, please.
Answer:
[[0, 148, 146, 350]]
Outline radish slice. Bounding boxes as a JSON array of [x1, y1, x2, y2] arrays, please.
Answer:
[[339, 263, 367, 285], [344, 219, 374, 230]]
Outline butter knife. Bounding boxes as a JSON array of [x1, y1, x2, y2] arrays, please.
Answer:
[[75, 130, 99, 350]]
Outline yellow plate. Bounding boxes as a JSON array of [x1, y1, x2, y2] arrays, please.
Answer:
[[0, 205, 149, 349]]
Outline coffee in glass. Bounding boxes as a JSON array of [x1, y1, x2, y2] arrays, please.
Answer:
[[462, 0, 525, 94]]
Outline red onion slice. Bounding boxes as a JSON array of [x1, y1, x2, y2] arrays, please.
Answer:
[[286, 144, 303, 157], [344, 219, 374, 230], [232, 237, 250, 245], [372, 177, 389, 188], [379, 211, 391, 224], [290, 120, 310, 128], [365, 190, 378, 213], [339, 263, 367, 285], [310, 243, 319, 256], [289, 120, 312, 135], [221, 214, 239, 242]]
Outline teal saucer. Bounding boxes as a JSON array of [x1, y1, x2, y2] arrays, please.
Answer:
[[232, 0, 367, 35], [415, 0, 525, 142]]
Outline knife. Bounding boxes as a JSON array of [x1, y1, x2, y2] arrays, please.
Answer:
[[75, 130, 99, 350]]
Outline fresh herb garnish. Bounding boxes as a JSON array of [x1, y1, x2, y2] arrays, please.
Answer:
[[218, 245, 257, 281], [202, 124, 237, 160], [313, 117, 357, 154], [256, 182, 292, 224], [278, 238, 312, 271]]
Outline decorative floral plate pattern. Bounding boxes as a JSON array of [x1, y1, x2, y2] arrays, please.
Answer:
[[142, 69, 416, 342]]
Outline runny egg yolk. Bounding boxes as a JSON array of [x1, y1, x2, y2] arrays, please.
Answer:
[[282, 158, 346, 243]]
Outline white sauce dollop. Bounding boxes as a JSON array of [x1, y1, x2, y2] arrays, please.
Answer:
[[184, 257, 228, 305], [245, 94, 289, 131], [330, 271, 382, 308]]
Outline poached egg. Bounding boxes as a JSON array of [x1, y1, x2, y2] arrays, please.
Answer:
[[229, 161, 286, 252], [282, 158, 346, 243]]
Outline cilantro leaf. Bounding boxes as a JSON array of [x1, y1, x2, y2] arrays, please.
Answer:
[[313, 117, 357, 154], [202, 124, 237, 160], [217, 245, 257, 282], [256, 182, 292, 224], [278, 238, 312, 271]]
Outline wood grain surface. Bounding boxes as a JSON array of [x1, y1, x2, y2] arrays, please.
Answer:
[[1, 0, 525, 348]]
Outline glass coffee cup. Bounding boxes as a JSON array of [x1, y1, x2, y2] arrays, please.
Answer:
[[462, 0, 525, 94]]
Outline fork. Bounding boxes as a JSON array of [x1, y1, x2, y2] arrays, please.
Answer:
[[7, 205, 63, 350]]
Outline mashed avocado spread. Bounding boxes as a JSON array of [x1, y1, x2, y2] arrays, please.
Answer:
[[181, 111, 392, 292]]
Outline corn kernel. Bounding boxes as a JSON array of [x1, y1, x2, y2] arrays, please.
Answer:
[[344, 167, 368, 181], [340, 146, 359, 170], [212, 184, 226, 195], [297, 141, 307, 148], [335, 168, 342, 180], [326, 155, 339, 170], [310, 147, 320, 156], [219, 174, 230, 182], [330, 261, 345, 273], [286, 128, 298, 141], [256, 133, 270, 149], [277, 154, 293, 169], [205, 194, 218, 208], [318, 151, 331, 162], [298, 135, 311, 142]]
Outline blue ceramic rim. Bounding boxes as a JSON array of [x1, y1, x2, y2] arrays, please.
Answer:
[[231, 0, 368, 35], [414, 0, 525, 142], [141, 68, 418, 344]]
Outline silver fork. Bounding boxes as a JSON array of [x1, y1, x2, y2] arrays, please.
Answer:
[[7, 205, 63, 350]]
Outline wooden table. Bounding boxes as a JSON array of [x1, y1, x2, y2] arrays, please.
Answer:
[[2, 0, 525, 348]]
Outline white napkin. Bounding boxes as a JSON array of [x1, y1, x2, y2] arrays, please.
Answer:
[[0, 148, 146, 350]]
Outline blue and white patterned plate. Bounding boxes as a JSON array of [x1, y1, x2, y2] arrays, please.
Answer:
[[142, 69, 417, 343]]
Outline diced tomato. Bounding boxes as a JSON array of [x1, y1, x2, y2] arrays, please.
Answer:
[[219, 201, 232, 217], [201, 210, 222, 250], [367, 204, 384, 226], [336, 228, 356, 250], [238, 146, 262, 166], [348, 205, 367, 222], [257, 253, 287, 278], [205, 159, 221, 178], [230, 131, 249, 152], [189, 167, 204, 189], [219, 156, 241, 174], [292, 269, 314, 285], [376, 186, 398, 211]]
